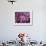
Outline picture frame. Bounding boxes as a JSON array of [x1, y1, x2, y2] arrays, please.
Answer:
[[14, 10, 33, 26]]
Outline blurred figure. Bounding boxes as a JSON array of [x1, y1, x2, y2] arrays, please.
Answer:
[[15, 12, 30, 23]]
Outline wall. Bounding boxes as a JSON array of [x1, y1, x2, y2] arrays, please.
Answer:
[[0, 0, 46, 42]]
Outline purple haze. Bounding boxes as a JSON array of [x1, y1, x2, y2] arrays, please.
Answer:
[[15, 12, 30, 23]]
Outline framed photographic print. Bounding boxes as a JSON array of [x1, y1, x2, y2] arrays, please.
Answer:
[[14, 10, 33, 26]]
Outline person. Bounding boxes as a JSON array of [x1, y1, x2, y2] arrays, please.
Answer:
[[19, 15, 26, 23]]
